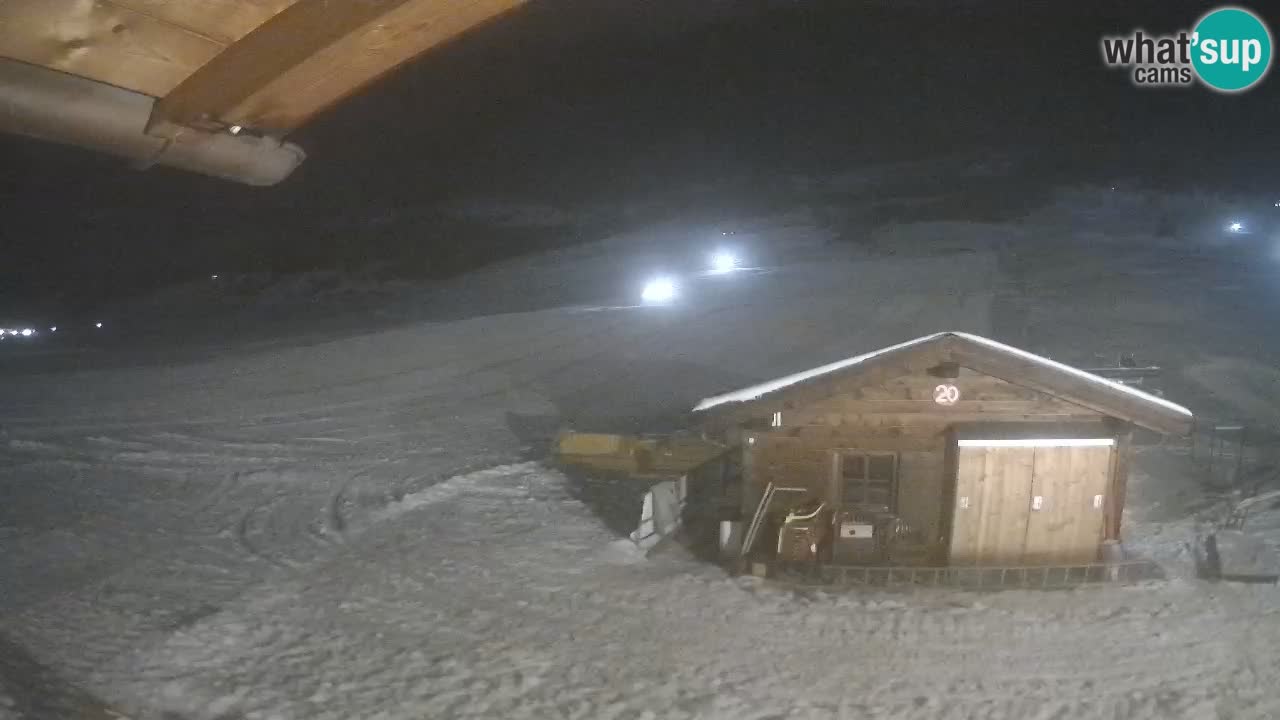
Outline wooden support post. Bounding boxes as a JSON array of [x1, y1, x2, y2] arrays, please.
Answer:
[[1106, 428, 1133, 541]]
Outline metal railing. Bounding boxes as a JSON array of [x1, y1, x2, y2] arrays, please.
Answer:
[[1190, 422, 1249, 490], [771, 559, 1164, 589], [1183, 420, 1280, 528]]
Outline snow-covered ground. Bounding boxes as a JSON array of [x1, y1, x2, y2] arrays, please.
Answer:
[[2, 189, 1279, 719], [93, 464, 1280, 720]]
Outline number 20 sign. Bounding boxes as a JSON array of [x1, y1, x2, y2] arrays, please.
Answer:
[[933, 383, 961, 405]]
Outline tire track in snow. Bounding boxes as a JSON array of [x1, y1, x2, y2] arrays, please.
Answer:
[[234, 495, 295, 570]]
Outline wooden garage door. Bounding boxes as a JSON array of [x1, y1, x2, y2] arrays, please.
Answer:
[[950, 440, 1113, 566], [1024, 444, 1113, 564]]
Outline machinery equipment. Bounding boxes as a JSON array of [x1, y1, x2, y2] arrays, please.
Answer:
[[553, 430, 725, 478], [777, 498, 832, 565]]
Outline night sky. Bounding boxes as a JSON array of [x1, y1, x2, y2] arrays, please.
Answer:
[[4, 0, 1278, 314]]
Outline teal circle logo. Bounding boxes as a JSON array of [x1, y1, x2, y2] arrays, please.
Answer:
[[1192, 7, 1273, 92]]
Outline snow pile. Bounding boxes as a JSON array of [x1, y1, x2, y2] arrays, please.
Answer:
[[373, 464, 533, 522]]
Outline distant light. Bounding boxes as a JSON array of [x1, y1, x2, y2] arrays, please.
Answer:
[[641, 277, 677, 304], [95, 322, 103, 329], [20, 328, 32, 337], [49, 326, 56, 332], [211, 274, 219, 280], [228, 125, 242, 136], [1230, 221, 1244, 233], [709, 251, 739, 275]]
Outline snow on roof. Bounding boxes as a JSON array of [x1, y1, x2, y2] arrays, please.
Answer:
[[692, 331, 1193, 418], [954, 332, 1192, 417], [692, 332, 947, 412]]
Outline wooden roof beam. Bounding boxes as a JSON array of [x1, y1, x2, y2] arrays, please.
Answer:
[[149, 0, 526, 136]]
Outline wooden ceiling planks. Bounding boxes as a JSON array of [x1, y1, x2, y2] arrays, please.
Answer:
[[1, 0, 523, 134], [0, 0, 226, 96], [100, 0, 301, 45], [152, 0, 527, 133]]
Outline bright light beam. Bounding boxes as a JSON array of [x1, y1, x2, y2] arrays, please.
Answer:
[[709, 251, 739, 274], [641, 277, 677, 304]]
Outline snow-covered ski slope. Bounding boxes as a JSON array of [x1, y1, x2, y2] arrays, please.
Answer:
[[2, 211, 1279, 719]]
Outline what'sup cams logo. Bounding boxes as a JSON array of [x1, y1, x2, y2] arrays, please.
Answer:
[[1102, 6, 1272, 92]]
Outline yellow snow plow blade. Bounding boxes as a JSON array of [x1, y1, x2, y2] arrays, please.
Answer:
[[553, 431, 725, 478]]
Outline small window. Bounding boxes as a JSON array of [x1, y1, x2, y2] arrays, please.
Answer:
[[771, 411, 783, 428], [841, 454, 866, 480], [868, 455, 894, 481], [837, 452, 898, 512]]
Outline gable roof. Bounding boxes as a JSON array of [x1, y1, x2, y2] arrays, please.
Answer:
[[692, 331, 1193, 435]]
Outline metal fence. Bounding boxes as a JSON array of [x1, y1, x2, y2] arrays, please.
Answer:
[[772, 559, 1164, 590], [1189, 422, 1249, 490]]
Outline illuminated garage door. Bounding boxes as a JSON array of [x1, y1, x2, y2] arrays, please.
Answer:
[[949, 439, 1113, 566]]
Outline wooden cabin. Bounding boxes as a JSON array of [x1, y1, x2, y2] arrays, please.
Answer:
[[693, 332, 1193, 568]]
